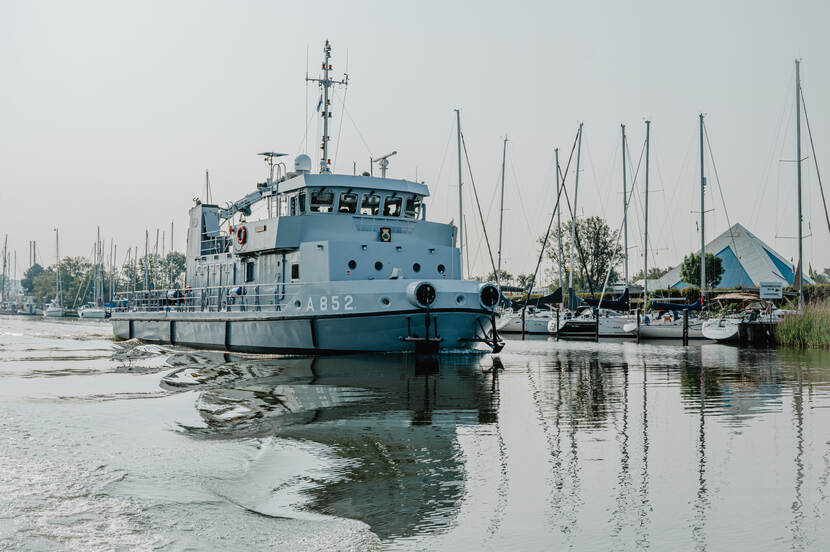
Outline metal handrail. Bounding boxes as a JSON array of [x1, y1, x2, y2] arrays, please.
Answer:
[[112, 282, 306, 313]]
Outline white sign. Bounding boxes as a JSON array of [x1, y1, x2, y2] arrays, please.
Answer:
[[759, 282, 783, 299]]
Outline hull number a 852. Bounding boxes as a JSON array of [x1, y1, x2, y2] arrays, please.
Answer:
[[305, 295, 354, 312]]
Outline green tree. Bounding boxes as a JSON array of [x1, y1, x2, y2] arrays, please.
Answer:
[[21, 263, 44, 293], [542, 216, 621, 292], [486, 269, 513, 286], [631, 266, 671, 282], [812, 267, 830, 284], [515, 273, 535, 290], [680, 253, 724, 289]]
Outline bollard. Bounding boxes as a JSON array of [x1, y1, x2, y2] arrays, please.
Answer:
[[521, 307, 526, 340], [637, 309, 640, 343], [555, 306, 560, 341], [682, 308, 689, 346]]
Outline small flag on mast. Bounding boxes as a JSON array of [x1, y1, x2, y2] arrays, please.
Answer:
[[316, 95, 323, 112]]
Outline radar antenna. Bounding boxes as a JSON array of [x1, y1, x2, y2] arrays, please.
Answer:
[[306, 40, 348, 174], [372, 151, 398, 178]]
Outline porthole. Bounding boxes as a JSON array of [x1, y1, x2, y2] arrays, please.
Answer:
[[375, 261, 383, 271], [294, 300, 302, 309], [379, 296, 391, 307], [437, 264, 445, 274], [348, 260, 357, 269], [412, 263, 421, 273], [456, 295, 466, 305]]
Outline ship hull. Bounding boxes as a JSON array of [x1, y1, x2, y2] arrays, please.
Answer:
[[112, 308, 495, 354]]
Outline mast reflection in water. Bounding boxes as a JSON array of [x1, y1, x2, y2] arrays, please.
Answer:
[[158, 342, 830, 550], [9, 314, 830, 550]]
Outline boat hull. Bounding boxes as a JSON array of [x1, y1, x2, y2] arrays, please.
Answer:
[[623, 320, 704, 339], [112, 308, 495, 354], [550, 316, 633, 339], [79, 308, 107, 319], [497, 314, 551, 334], [701, 319, 739, 342]]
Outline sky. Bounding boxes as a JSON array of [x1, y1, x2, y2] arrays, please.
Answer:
[[2, 0, 829, 284]]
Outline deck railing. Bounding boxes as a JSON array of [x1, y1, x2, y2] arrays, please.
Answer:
[[112, 282, 304, 314]]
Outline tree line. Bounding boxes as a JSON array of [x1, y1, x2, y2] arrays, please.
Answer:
[[20, 252, 186, 307]]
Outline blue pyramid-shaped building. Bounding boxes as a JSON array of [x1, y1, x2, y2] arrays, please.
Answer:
[[646, 223, 812, 290]]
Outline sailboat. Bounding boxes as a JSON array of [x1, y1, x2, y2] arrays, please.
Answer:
[[703, 59, 815, 342], [44, 228, 65, 317], [79, 228, 107, 319], [623, 118, 709, 339]]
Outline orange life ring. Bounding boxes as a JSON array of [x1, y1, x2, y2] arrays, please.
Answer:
[[236, 225, 247, 244]]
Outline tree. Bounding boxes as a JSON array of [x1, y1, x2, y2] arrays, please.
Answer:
[[811, 267, 830, 284], [21, 263, 44, 293], [486, 270, 513, 286], [542, 216, 621, 292], [515, 273, 535, 290], [680, 253, 724, 289], [631, 266, 671, 282]]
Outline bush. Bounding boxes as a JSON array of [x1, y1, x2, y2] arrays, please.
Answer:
[[777, 300, 830, 349]]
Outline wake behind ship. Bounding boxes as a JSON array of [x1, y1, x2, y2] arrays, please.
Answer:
[[111, 41, 502, 354]]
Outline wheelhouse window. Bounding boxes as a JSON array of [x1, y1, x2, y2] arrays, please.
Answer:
[[404, 196, 422, 219], [338, 192, 358, 214], [298, 192, 306, 213], [310, 190, 333, 213], [383, 196, 402, 217], [279, 195, 289, 217], [290, 196, 297, 216], [361, 193, 381, 215]]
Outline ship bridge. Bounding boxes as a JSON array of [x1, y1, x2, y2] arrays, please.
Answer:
[[275, 173, 429, 219], [186, 165, 458, 293]]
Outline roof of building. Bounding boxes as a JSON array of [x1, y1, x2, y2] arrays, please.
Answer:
[[641, 223, 813, 290]]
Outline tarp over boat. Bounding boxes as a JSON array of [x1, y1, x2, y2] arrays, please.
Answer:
[[510, 287, 562, 309]]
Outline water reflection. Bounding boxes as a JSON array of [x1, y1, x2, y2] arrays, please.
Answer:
[[157, 342, 830, 548], [166, 352, 499, 539]]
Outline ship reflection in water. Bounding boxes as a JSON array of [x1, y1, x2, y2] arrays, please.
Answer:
[[158, 341, 830, 550], [4, 316, 830, 550], [163, 352, 500, 541]]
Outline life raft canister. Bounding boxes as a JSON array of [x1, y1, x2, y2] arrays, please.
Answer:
[[236, 225, 247, 245]]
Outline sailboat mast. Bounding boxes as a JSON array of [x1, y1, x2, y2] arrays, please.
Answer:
[[621, 124, 628, 284], [497, 135, 508, 280], [796, 59, 804, 309], [699, 114, 706, 302], [55, 228, 62, 305], [568, 123, 584, 295], [644, 120, 651, 308], [556, 148, 563, 290], [455, 108, 464, 279]]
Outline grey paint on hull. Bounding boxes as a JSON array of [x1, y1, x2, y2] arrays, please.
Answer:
[[113, 309, 492, 353]]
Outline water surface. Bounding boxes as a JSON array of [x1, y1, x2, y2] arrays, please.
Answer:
[[1, 316, 829, 550]]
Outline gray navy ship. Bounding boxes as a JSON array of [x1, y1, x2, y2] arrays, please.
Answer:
[[111, 41, 502, 354]]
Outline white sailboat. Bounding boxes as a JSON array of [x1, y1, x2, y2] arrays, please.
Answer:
[[79, 228, 107, 319], [703, 60, 813, 342], [44, 229, 65, 318]]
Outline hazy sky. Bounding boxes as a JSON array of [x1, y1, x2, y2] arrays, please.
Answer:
[[2, 0, 829, 283]]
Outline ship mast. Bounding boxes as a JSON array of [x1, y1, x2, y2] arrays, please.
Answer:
[[496, 135, 508, 282], [621, 124, 628, 285], [643, 120, 651, 309], [568, 123, 583, 300], [556, 148, 563, 290], [306, 40, 348, 174], [455, 109, 464, 279], [795, 59, 804, 309], [699, 114, 706, 304]]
